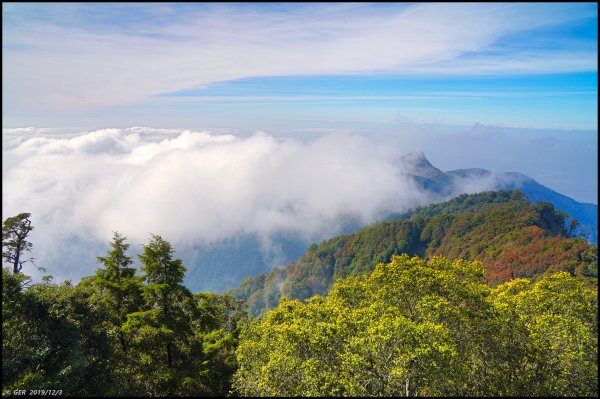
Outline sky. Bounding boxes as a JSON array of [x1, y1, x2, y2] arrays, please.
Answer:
[[2, 2, 597, 131], [1, 3, 598, 284]]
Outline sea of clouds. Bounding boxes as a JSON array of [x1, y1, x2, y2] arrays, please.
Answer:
[[5, 126, 597, 286], [4, 127, 456, 283]]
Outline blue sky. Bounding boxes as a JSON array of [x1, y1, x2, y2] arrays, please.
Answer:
[[2, 2, 598, 202], [3, 2, 597, 128]]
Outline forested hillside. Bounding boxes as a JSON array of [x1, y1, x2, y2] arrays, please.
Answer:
[[230, 190, 597, 316], [398, 151, 598, 244], [177, 152, 597, 294]]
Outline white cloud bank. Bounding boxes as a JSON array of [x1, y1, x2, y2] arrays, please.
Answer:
[[3, 127, 433, 281], [3, 125, 597, 286]]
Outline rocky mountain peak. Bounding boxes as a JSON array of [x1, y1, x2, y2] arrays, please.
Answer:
[[399, 151, 444, 179]]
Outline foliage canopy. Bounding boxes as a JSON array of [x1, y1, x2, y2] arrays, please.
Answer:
[[233, 255, 598, 397]]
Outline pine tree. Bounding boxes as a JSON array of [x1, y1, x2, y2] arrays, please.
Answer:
[[137, 234, 189, 368], [92, 232, 144, 353], [121, 234, 198, 395]]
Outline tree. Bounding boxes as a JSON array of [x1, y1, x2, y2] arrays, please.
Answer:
[[534, 201, 567, 236], [2, 213, 34, 274], [88, 232, 144, 353], [191, 292, 249, 395], [567, 217, 579, 237], [137, 234, 189, 369], [122, 234, 198, 395]]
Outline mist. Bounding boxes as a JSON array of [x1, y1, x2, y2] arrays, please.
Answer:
[[3, 124, 597, 288], [2, 127, 437, 284]]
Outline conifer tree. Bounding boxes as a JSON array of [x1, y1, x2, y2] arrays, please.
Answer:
[[92, 232, 143, 353], [121, 234, 199, 395], [137, 234, 190, 368]]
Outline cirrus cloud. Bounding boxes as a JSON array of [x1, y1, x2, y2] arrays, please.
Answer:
[[3, 2, 597, 113]]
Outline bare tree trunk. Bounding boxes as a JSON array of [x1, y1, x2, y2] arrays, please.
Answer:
[[13, 242, 22, 274], [167, 342, 173, 368], [120, 333, 127, 353]]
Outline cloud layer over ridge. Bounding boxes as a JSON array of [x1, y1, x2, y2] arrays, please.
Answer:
[[3, 127, 436, 282]]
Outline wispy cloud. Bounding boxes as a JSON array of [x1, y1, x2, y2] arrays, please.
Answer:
[[3, 3, 597, 113]]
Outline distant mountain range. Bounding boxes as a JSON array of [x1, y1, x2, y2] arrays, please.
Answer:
[[184, 152, 597, 293]]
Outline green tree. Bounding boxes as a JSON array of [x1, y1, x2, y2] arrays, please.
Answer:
[[88, 232, 144, 354], [122, 234, 198, 396], [534, 201, 567, 236], [137, 234, 189, 369], [2, 213, 34, 274], [192, 292, 249, 395], [73, 232, 147, 395]]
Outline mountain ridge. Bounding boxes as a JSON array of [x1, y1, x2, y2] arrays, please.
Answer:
[[184, 152, 597, 293], [228, 190, 598, 316]]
